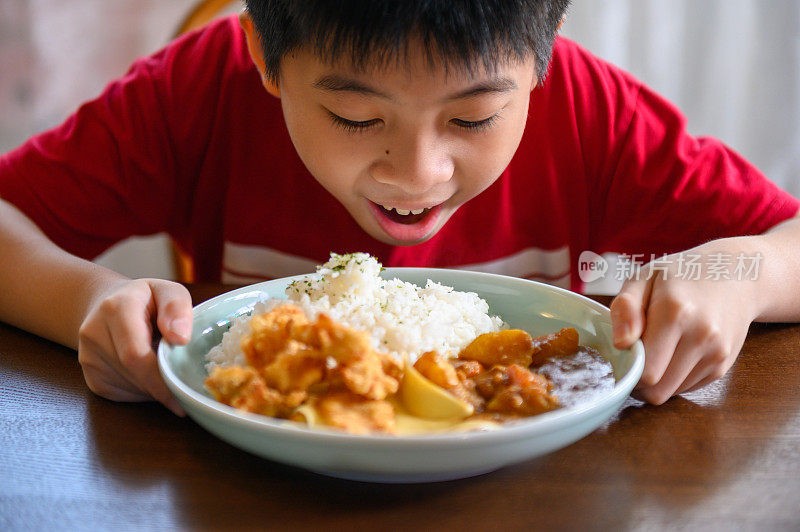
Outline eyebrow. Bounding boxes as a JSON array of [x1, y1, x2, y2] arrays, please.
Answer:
[[445, 78, 518, 100], [313, 75, 392, 99], [312, 74, 518, 102]]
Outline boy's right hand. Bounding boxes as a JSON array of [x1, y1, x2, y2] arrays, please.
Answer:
[[78, 278, 193, 416]]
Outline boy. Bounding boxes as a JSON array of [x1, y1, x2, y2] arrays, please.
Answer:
[[0, 1, 797, 417]]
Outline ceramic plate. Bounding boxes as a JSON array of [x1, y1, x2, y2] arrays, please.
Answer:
[[158, 268, 644, 483]]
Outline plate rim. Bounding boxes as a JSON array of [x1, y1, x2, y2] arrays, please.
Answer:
[[158, 267, 644, 447]]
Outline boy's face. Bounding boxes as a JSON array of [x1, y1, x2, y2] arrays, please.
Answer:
[[265, 37, 536, 245]]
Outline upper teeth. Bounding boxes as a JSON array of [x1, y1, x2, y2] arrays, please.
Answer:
[[381, 205, 426, 215]]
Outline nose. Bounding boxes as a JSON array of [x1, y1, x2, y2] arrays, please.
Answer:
[[371, 131, 454, 195]]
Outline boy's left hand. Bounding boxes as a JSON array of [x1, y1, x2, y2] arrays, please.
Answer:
[[609, 242, 761, 404]]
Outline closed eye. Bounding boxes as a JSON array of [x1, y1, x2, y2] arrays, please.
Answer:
[[326, 110, 382, 132], [450, 114, 501, 132]]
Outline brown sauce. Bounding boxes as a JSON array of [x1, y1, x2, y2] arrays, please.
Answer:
[[536, 346, 615, 408]]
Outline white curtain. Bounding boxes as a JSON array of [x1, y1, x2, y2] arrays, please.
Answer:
[[562, 0, 800, 197]]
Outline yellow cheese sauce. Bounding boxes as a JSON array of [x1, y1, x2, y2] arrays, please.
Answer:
[[390, 398, 500, 435], [293, 399, 500, 435]]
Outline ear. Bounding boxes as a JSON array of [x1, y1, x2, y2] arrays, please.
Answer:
[[239, 11, 281, 98], [556, 15, 566, 32]]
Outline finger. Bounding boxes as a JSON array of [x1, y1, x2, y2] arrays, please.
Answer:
[[676, 321, 745, 396], [84, 364, 152, 401], [680, 353, 733, 395], [635, 294, 686, 391], [106, 305, 186, 416], [150, 280, 194, 345], [79, 330, 152, 401], [637, 335, 703, 405], [88, 358, 185, 416], [672, 354, 717, 395], [682, 374, 718, 394], [610, 272, 652, 349]]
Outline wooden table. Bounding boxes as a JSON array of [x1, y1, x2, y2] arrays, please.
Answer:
[[2, 284, 799, 530]]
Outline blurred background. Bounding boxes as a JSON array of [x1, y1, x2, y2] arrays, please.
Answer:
[[1, 0, 798, 280]]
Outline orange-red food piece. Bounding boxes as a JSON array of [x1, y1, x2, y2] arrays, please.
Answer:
[[473, 364, 559, 416], [307, 314, 401, 400], [414, 351, 461, 388], [452, 359, 484, 380], [529, 327, 579, 366], [413, 351, 484, 410], [458, 329, 534, 366], [486, 383, 560, 416]]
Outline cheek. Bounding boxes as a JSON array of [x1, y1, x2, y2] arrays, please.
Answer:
[[281, 100, 370, 182], [457, 122, 526, 189]]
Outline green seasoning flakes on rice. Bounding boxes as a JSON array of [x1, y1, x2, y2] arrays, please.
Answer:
[[205, 252, 506, 371]]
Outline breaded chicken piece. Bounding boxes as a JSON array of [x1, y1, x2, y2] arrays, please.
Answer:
[[205, 366, 306, 417], [241, 304, 309, 369], [312, 391, 397, 435], [297, 314, 401, 400], [260, 342, 327, 393], [210, 305, 402, 432]]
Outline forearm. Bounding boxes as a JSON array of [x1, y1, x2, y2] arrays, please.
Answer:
[[692, 215, 800, 323], [0, 199, 128, 349], [749, 215, 800, 322]]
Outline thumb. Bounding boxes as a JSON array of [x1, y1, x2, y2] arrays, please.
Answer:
[[609, 275, 651, 349], [149, 279, 194, 345]]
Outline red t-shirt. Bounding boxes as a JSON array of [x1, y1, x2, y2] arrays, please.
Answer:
[[1, 16, 796, 292]]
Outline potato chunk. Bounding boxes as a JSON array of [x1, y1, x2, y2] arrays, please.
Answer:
[[458, 329, 534, 366], [529, 327, 580, 366]]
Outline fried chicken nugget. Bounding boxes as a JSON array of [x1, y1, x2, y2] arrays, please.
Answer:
[[241, 304, 309, 368], [300, 314, 400, 400], [260, 341, 327, 393], [312, 391, 397, 435], [205, 366, 306, 417]]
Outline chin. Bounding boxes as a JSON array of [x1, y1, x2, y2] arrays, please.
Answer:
[[378, 232, 438, 246]]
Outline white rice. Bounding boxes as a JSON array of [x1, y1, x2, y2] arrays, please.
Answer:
[[205, 252, 505, 371]]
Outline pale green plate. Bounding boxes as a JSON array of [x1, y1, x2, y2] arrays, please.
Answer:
[[158, 268, 644, 483]]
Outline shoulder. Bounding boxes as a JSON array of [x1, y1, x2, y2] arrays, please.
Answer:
[[139, 15, 255, 88], [538, 37, 643, 125], [515, 36, 649, 180], [546, 37, 642, 95]]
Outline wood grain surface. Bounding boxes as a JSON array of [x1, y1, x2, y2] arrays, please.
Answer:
[[1, 284, 799, 530]]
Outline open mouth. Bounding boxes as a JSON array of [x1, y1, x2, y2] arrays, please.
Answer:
[[374, 204, 433, 225], [368, 200, 444, 242]]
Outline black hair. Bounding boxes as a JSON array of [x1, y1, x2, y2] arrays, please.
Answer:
[[244, 0, 571, 85]]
